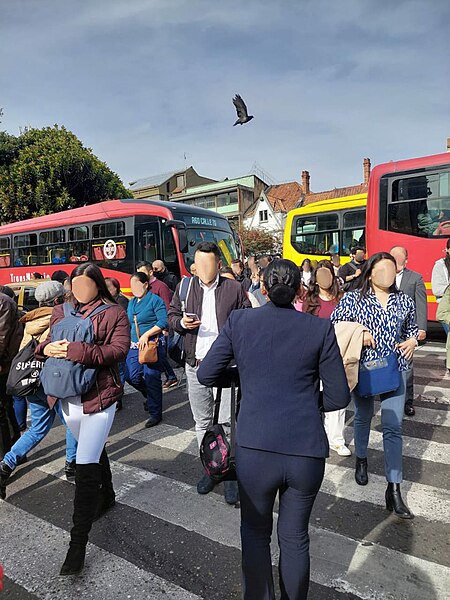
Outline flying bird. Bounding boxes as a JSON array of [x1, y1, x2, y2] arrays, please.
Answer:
[[232, 94, 254, 126]]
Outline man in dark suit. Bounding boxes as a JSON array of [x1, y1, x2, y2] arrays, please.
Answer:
[[390, 246, 427, 417]]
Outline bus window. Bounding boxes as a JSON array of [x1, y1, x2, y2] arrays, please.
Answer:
[[163, 226, 177, 264], [92, 221, 125, 239], [183, 228, 239, 270], [39, 229, 67, 265], [14, 233, 38, 266], [0, 236, 11, 268], [342, 210, 366, 255], [68, 226, 90, 262], [292, 213, 339, 255], [382, 170, 450, 237]]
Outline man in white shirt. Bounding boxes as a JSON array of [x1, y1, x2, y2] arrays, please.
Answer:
[[168, 242, 251, 503]]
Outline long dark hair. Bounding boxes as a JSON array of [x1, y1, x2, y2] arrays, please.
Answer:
[[303, 260, 343, 315], [70, 263, 116, 304], [358, 252, 399, 299], [264, 259, 301, 306]]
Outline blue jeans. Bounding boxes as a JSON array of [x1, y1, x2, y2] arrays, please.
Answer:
[[160, 333, 177, 382], [352, 370, 408, 483], [125, 348, 163, 420], [3, 387, 77, 470], [442, 323, 449, 335], [13, 396, 27, 431]]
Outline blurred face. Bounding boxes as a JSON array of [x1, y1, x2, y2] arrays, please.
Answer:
[[316, 267, 333, 290], [231, 262, 243, 276], [302, 261, 311, 272], [354, 250, 365, 263], [390, 248, 407, 273], [130, 276, 148, 299], [195, 251, 221, 285], [106, 280, 118, 297], [370, 259, 396, 291], [71, 275, 99, 304]]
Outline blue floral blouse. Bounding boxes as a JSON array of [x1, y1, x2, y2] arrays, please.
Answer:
[[330, 290, 419, 371]]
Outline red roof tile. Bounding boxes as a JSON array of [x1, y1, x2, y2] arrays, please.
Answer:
[[302, 183, 368, 206], [266, 182, 302, 212]]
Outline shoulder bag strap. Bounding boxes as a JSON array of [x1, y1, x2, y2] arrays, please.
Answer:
[[229, 382, 237, 462], [213, 387, 222, 425], [133, 314, 141, 339]]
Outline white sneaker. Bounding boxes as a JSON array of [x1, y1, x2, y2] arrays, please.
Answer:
[[330, 444, 352, 456]]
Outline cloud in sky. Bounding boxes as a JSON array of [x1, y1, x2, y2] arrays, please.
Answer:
[[1, 0, 449, 190]]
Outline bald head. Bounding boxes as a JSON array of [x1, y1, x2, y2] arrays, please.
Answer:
[[152, 260, 166, 273], [390, 246, 408, 272]]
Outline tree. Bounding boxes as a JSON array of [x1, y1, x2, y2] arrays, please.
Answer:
[[0, 125, 132, 223], [238, 226, 281, 257]]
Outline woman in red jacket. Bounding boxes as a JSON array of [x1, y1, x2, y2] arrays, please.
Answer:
[[36, 263, 130, 576]]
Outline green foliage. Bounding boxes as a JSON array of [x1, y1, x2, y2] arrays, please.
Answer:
[[239, 226, 280, 256], [0, 125, 132, 223]]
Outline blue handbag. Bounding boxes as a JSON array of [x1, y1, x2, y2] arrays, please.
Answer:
[[356, 299, 402, 398], [356, 352, 400, 398]]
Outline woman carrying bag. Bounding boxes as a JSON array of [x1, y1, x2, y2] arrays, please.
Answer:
[[331, 252, 419, 518], [125, 272, 168, 428], [36, 263, 130, 575]]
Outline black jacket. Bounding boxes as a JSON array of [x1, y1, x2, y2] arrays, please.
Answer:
[[159, 270, 179, 292], [0, 292, 24, 373], [168, 276, 251, 367]]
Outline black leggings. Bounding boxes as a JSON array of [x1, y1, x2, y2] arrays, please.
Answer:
[[0, 375, 21, 459], [236, 445, 325, 600]]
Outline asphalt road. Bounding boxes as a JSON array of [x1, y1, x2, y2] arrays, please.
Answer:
[[1, 342, 449, 600]]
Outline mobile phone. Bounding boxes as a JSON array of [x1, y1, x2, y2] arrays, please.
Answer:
[[185, 312, 200, 321]]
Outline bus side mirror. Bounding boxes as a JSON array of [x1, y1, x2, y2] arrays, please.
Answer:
[[165, 220, 188, 253]]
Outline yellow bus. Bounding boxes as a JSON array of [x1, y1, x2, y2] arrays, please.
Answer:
[[283, 193, 367, 266]]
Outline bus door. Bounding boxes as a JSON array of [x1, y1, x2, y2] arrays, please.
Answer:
[[135, 217, 162, 268]]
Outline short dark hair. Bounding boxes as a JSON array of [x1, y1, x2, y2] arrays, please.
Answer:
[[195, 241, 220, 259], [350, 246, 366, 254], [51, 270, 70, 284], [0, 285, 15, 299], [136, 261, 153, 271], [33, 272, 43, 279], [70, 263, 116, 304], [231, 259, 244, 269]]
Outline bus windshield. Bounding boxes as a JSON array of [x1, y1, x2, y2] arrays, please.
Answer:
[[184, 226, 240, 270]]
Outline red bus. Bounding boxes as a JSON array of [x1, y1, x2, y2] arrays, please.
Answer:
[[366, 151, 450, 320], [0, 198, 241, 293]]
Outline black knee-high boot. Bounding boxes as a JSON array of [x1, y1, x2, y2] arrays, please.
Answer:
[[60, 463, 102, 576], [94, 447, 116, 521]]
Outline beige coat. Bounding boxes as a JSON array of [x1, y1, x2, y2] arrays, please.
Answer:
[[19, 307, 53, 351], [333, 321, 368, 391]]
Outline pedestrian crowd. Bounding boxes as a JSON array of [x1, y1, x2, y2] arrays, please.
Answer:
[[0, 239, 442, 599]]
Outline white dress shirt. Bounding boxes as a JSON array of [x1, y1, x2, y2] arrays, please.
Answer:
[[396, 269, 404, 289], [195, 275, 219, 360]]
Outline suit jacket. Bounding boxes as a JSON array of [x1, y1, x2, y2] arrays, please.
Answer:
[[197, 302, 350, 458], [399, 268, 427, 332]]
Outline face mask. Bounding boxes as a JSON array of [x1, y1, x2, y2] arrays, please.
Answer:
[[316, 268, 333, 290], [71, 276, 99, 304], [154, 271, 164, 280], [370, 262, 396, 289]]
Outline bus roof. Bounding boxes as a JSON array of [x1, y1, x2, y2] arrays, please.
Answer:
[[0, 198, 231, 235], [287, 192, 367, 217], [370, 151, 450, 180]]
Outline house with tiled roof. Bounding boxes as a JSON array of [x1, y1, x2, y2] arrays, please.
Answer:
[[244, 181, 302, 234], [129, 167, 216, 201]]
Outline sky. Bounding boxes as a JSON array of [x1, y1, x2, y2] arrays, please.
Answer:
[[1, 0, 449, 191]]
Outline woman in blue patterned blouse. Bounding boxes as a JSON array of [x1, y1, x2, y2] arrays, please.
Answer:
[[331, 252, 418, 519]]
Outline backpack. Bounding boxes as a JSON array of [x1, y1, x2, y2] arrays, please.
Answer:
[[40, 303, 111, 399], [200, 367, 240, 483], [6, 338, 43, 397], [168, 277, 192, 366]]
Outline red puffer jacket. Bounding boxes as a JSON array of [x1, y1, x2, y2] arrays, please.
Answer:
[[36, 299, 131, 414]]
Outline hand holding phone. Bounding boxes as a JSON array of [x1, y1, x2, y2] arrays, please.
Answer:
[[182, 312, 201, 329], [185, 312, 200, 321]]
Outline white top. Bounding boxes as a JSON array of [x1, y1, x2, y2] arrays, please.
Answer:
[[395, 269, 404, 289], [195, 275, 219, 360]]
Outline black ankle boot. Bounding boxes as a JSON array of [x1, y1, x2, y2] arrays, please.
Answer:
[[355, 457, 368, 486], [60, 463, 102, 576], [94, 448, 115, 521], [385, 483, 413, 519]]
